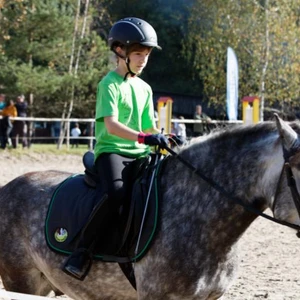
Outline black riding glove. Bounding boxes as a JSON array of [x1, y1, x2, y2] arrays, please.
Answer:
[[138, 133, 168, 148]]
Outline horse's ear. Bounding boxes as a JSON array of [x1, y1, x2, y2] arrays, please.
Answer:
[[274, 113, 298, 150]]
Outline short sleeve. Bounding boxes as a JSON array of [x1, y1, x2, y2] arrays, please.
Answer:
[[95, 81, 119, 122]]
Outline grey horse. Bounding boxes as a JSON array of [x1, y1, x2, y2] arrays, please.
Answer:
[[0, 115, 300, 300]]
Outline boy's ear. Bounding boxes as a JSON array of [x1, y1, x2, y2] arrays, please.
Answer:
[[115, 46, 125, 56]]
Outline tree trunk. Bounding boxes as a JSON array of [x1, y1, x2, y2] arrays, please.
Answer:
[[57, 0, 81, 149], [65, 0, 90, 133], [260, 0, 269, 122]]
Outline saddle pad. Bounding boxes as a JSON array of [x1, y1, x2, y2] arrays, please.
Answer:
[[45, 174, 101, 254], [45, 157, 163, 262]]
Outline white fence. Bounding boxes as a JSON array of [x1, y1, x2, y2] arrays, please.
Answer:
[[1, 116, 96, 149], [0, 116, 244, 149]]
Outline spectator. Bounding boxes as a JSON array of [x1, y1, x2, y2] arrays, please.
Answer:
[[0, 94, 5, 147], [176, 116, 186, 139], [0, 99, 17, 148], [171, 115, 178, 135], [51, 121, 61, 144], [71, 123, 81, 148], [193, 104, 211, 137], [12, 94, 28, 149], [83, 122, 95, 149], [0, 94, 6, 112]]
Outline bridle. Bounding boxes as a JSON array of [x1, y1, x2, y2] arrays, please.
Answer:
[[164, 142, 300, 237], [272, 138, 300, 236], [282, 163, 300, 220]]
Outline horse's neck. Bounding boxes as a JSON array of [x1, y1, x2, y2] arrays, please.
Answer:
[[183, 132, 283, 201], [160, 133, 283, 248]]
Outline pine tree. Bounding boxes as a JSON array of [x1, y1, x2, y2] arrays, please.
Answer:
[[0, 0, 110, 117]]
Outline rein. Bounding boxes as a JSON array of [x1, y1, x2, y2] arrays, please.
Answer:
[[164, 145, 300, 235]]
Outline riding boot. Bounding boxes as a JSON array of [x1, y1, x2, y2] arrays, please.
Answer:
[[63, 246, 94, 280], [63, 194, 109, 280]]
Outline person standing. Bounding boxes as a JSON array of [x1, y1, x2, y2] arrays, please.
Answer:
[[63, 17, 168, 280], [0, 94, 6, 112], [0, 94, 6, 147], [71, 123, 81, 148], [12, 95, 28, 148], [0, 99, 17, 149], [176, 116, 187, 139], [193, 104, 211, 137]]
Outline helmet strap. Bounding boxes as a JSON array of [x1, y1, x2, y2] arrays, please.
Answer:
[[112, 46, 136, 80], [124, 57, 136, 80]]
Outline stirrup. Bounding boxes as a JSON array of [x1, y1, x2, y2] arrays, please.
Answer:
[[62, 248, 93, 281]]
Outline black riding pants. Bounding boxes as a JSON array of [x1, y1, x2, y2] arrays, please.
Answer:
[[96, 153, 138, 207], [76, 153, 143, 249]]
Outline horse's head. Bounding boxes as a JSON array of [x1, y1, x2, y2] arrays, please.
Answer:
[[272, 114, 300, 226]]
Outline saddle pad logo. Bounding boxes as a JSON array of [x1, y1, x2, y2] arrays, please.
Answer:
[[54, 228, 68, 242]]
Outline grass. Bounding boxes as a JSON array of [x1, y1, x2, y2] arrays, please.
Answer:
[[0, 143, 91, 156]]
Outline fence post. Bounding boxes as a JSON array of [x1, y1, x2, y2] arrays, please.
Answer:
[[88, 121, 94, 150], [66, 120, 70, 148]]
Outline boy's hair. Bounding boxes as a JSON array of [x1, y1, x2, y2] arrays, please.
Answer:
[[126, 43, 152, 54], [115, 43, 152, 64]]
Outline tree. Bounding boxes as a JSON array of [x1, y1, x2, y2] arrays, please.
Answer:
[[260, 0, 300, 119], [2, 0, 300, 122], [0, 0, 110, 117], [184, 0, 261, 118], [184, 0, 300, 120], [0, 1, 74, 96], [95, 0, 195, 95]]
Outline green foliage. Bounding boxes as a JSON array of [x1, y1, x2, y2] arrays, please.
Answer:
[[0, 0, 110, 118], [184, 0, 300, 117], [1, 0, 300, 119]]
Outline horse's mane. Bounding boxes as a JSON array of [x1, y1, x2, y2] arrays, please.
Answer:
[[168, 121, 284, 177], [161, 122, 288, 206], [180, 121, 276, 153], [169, 120, 300, 177]]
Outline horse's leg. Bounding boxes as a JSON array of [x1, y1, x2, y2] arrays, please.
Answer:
[[134, 251, 228, 300], [0, 267, 54, 296]]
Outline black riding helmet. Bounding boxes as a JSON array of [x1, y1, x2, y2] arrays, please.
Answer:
[[108, 17, 161, 78], [108, 17, 161, 51]]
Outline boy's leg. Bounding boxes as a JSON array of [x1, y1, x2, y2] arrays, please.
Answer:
[[63, 153, 136, 280]]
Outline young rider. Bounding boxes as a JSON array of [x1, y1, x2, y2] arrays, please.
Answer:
[[63, 17, 168, 280]]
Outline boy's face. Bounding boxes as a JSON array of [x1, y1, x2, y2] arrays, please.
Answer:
[[128, 48, 151, 75]]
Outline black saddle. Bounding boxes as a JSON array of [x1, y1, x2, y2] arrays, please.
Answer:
[[45, 151, 164, 263]]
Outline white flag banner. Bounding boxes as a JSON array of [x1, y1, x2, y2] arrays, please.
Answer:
[[226, 47, 239, 120]]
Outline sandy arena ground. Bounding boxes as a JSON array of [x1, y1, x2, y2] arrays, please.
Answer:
[[0, 152, 300, 299]]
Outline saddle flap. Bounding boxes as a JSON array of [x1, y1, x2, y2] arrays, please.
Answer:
[[45, 174, 100, 251]]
